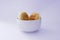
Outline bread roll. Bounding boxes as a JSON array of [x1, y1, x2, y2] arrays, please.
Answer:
[[30, 12, 41, 20], [18, 12, 29, 20]]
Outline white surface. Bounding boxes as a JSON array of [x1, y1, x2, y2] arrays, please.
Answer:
[[0, 0, 60, 40]]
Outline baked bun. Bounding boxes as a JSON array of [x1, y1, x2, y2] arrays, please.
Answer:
[[18, 12, 29, 20], [30, 12, 40, 20]]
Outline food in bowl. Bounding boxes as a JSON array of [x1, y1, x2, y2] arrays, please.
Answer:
[[30, 12, 41, 20], [18, 12, 41, 20], [18, 12, 29, 20], [17, 12, 41, 32]]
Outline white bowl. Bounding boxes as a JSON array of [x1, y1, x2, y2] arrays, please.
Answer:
[[17, 19, 41, 32]]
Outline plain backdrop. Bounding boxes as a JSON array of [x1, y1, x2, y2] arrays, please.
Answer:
[[0, 0, 60, 40]]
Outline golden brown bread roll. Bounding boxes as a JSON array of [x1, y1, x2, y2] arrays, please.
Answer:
[[30, 12, 41, 20], [18, 12, 29, 20]]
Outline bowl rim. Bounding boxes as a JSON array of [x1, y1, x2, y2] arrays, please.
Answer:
[[17, 19, 41, 22]]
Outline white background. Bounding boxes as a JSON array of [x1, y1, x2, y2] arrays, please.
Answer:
[[0, 0, 60, 40]]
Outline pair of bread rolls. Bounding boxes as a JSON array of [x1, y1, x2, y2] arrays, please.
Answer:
[[18, 12, 41, 20]]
